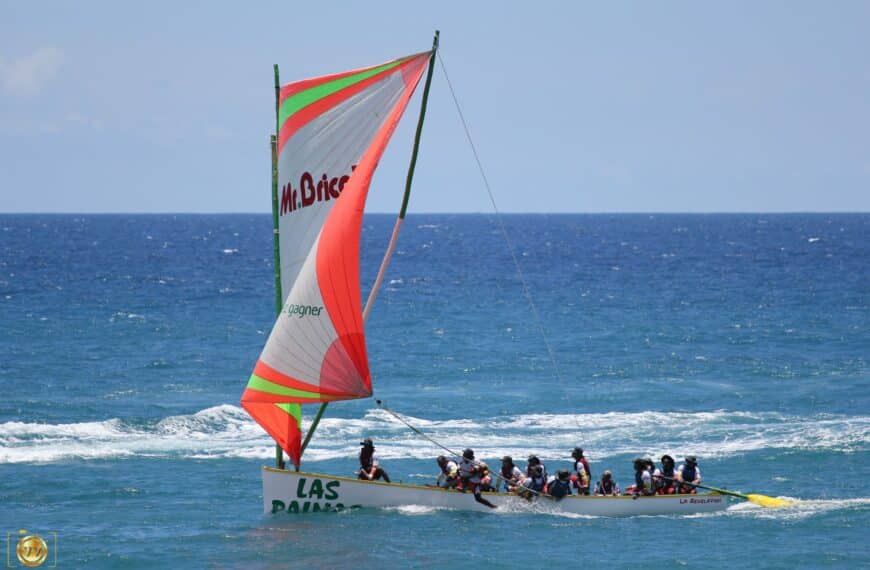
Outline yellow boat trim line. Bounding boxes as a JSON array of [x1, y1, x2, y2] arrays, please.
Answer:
[[262, 467, 724, 500]]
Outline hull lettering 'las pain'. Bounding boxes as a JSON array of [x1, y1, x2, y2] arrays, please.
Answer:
[[240, 49, 432, 466]]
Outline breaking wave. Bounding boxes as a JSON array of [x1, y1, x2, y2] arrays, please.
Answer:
[[1, 405, 867, 465]]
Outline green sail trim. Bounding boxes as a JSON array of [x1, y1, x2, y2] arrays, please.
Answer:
[[275, 402, 302, 423], [246, 374, 324, 400], [278, 56, 412, 131]]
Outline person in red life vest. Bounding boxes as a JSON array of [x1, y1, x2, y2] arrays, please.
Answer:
[[571, 447, 592, 495], [358, 438, 391, 482], [458, 448, 497, 508], [656, 454, 677, 494], [499, 456, 524, 492], [624, 457, 654, 496], [593, 470, 621, 496], [675, 456, 701, 494], [435, 455, 460, 489]]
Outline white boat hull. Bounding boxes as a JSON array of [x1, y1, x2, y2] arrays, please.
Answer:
[[262, 467, 730, 516]]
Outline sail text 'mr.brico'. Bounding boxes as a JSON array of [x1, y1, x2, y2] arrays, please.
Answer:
[[280, 166, 357, 215]]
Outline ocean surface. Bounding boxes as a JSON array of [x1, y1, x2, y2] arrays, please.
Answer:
[[0, 213, 867, 568]]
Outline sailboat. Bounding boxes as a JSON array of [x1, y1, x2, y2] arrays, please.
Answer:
[[239, 33, 731, 516]]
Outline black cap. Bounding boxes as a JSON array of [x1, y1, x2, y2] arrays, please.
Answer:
[[572, 447, 584, 457], [463, 448, 474, 459], [685, 455, 697, 465], [502, 455, 513, 463], [360, 438, 373, 447], [557, 468, 571, 480]]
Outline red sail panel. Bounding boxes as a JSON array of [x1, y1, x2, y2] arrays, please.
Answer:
[[241, 51, 431, 465]]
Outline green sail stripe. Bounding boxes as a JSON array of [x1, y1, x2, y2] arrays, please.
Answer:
[[278, 57, 411, 130], [275, 403, 302, 423], [247, 374, 323, 400]]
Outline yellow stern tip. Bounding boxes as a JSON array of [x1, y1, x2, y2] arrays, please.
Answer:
[[746, 494, 794, 508]]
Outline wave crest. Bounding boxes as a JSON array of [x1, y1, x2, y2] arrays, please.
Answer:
[[0, 405, 867, 465]]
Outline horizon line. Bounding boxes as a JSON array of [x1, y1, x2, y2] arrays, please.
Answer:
[[0, 211, 867, 216]]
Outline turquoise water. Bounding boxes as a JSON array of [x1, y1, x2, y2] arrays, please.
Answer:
[[1, 213, 867, 568]]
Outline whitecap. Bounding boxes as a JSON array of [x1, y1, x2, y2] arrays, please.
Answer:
[[0, 406, 867, 466]]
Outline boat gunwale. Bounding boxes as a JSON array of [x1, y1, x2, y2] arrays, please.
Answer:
[[262, 466, 724, 501]]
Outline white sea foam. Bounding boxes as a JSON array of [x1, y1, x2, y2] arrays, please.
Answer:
[[0, 405, 867, 465], [381, 505, 450, 515], [699, 497, 870, 521]]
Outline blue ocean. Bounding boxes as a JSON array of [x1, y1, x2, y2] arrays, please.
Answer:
[[1, 213, 867, 568]]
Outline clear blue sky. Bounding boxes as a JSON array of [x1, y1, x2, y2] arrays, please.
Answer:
[[2, 1, 868, 213]]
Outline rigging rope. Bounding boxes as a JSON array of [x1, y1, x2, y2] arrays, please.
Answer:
[[375, 399, 548, 498], [436, 52, 566, 388]]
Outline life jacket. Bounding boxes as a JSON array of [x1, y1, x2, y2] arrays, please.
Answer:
[[596, 479, 616, 495], [527, 475, 546, 492], [651, 468, 662, 491], [459, 458, 483, 482], [548, 478, 571, 499], [574, 460, 590, 487], [634, 470, 652, 495], [681, 465, 697, 484], [657, 465, 675, 493], [359, 447, 374, 470], [441, 460, 458, 477]]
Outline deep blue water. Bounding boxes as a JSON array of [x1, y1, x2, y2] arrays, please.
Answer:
[[0, 213, 867, 568]]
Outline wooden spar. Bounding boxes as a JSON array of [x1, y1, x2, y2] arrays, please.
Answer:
[[298, 31, 441, 463], [271, 65, 285, 470]]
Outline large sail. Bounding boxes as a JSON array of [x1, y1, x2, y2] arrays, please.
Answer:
[[241, 51, 432, 466]]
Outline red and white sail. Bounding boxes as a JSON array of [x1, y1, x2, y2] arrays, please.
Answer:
[[241, 51, 432, 465]]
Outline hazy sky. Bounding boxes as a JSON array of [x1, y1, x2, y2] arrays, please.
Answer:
[[2, 1, 868, 213]]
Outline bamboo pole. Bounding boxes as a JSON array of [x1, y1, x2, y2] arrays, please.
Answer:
[[271, 65, 285, 470], [298, 32, 441, 462]]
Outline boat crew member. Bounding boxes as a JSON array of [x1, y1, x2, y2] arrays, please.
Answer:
[[358, 438, 391, 482], [594, 470, 620, 496], [478, 459, 495, 492], [546, 468, 573, 499], [436, 455, 460, 489], [499, 456, 524, 492], [458, 448, 497, 508], [626, 457, 654, 496], [522, 464, 547, 499], [571, 447, 591, 495], [526, 455, 548, 481], [644, 457, 659, 492], [675, 456, 701, 494], [656, 454, 676, 494]]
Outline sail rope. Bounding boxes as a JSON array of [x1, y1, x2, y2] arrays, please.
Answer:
[[375, 399, 548, 499], [436, 53, 567, 388]]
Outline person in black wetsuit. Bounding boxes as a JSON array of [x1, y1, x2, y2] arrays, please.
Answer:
[[358, 438, 390, 482]]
